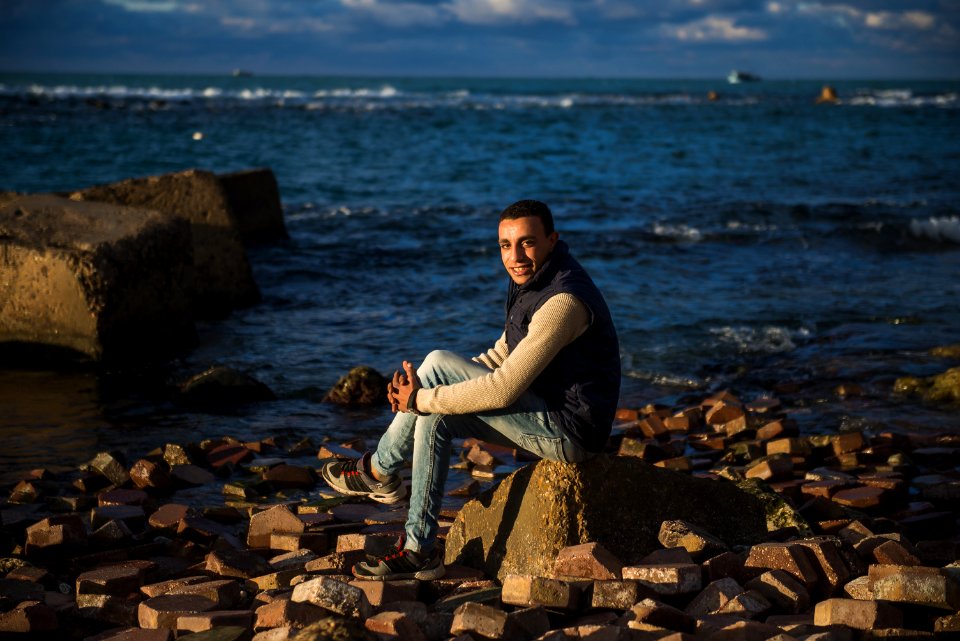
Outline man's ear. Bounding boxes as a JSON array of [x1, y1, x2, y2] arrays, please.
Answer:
[[548, 231, 559, 246]]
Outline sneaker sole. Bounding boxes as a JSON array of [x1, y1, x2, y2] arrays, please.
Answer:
[[352, 564, 446, 581], [320, 467, 408, 505]]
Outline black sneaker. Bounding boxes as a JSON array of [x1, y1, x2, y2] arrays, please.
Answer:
[[352, 546, 445, 581], [319, 452, 407, 504]]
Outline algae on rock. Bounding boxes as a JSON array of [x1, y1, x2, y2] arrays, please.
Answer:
[[444, 455, 770, 581]]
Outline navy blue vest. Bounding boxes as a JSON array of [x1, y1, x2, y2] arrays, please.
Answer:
[[505, 240, 621, 452]]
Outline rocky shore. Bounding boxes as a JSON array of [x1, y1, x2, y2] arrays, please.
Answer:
[[1, 389, 958, 640]]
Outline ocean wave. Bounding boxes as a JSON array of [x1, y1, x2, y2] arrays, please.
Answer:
[[651, 222, 703, 241], [709, 325, 812, 354], [847, 88, 958, 108], [909, 216, 960, 244], [9, 81, 953, 112]]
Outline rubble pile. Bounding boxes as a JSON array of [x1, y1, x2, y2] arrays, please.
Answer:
[[1, 390, 958, 640]]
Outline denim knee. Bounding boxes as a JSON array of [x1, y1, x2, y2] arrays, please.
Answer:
[[418, 349, 459, 386]]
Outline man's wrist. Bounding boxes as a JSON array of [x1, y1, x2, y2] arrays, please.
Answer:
[[407, 389, 426, 415]]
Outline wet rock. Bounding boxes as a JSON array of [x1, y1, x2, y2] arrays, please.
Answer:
[[69, 168, 261, 315], [219, 168, 288, 245], [180, 366, 276, 408], [0, 194, 196, 361], [444, 456, 769, 581], [171, 465, 216, 487], [323, 366, 389, 407]]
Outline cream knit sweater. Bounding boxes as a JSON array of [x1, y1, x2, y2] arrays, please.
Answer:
[[415, 292, 589, 414]]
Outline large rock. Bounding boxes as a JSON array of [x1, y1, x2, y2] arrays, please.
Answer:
[[444, 456, 770, 581], [218, 168, 288, 245], [324, 366, 388, 407], [0, 194, 196, 361], [69, 168, 260, 316]]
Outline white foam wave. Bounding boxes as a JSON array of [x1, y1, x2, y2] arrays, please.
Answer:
[[652, 222, 702, 241], [848, 89, 957, 108], [909, 216, 960, 243], [726, 220, 778, 232], [710, 325, 811, 354]]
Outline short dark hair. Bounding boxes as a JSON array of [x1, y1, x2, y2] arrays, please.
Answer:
[[499, 199, 555, 236]]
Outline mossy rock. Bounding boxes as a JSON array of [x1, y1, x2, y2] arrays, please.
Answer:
[[324, 366, 388, 407], [444, 455, 770, 582], [735, 478, 812, 536], [893, 367, 960, 404], [294, 617, 376, 641], [931, 344, 960, 359]]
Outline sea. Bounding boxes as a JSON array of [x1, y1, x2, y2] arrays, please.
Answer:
[[1, 73, 959, 484]]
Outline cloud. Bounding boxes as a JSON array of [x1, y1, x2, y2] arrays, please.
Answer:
[[666, 15, 768, 42], [341, 0, 446, 28], [103, 0, 181, 11], [444, 0, 575, 26], [865, 10, 935, 31]]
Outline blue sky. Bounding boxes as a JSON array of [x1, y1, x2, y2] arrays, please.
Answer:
[[2, 0, 958, 78]]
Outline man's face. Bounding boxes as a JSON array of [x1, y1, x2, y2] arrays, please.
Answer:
[[498, 216, 559, 285]]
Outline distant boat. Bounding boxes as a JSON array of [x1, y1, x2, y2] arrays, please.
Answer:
[[727, 70, 761, 84], [232, 69, 253, 77]]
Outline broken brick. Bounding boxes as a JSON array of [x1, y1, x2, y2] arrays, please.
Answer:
[[813, 598, 903, 630], [501, 574, 578, 609], [621, 563, 701, 596], [248, 505, 304, 549], [554, 542, 623, 580]]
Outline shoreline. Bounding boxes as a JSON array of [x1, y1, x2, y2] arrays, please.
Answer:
[[1, 386, 958, 638]]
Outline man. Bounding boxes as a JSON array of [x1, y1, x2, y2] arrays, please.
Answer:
[[320, 199, 621, 581]]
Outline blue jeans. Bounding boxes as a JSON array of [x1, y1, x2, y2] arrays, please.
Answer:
[[370, 349, 589, 554]]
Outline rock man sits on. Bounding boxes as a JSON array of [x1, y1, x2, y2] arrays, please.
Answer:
[[320, 199, 621, 580]]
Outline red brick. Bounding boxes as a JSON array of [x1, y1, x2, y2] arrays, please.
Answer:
[[348, 579, 418, 607], [177, 610, 253, 635], [743, 542, 820, 589], [794, 538, 852, 596], [872, 540, 921, 566], [248, 505, 304, 548], [207, 443, 252, 468], [869, 564, 960, 610], [832, 486, 885, 509], [129, 459, 172, 490], [138, 594, 217, 630], [291, 576, 371, 619], [254, 598, 325, 630], [590, 580, 644, 610], [745, 570, 810, 614], [684, 578, 744, 617], [269, 531, 328, 554], [450, 602, 511, 639], [554, 542, 623, 580], [25, 514, 87, 552], [365, 611, 427, 640], [206, 549, 273, 579], [98, 488, 149, 507], [0, 600, 57, 633], [148, 503, 190, 530], [832, 432, 865, 456], [813, 598, 902, 630], [745, 456, 794, 481], [76, 563, 146, 596], [714, 589, 772, 618], [622, 563, 701, 596], [501, 574, 578, 609], [262, 465, 316, 489], [658, 519, 728, 558]]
